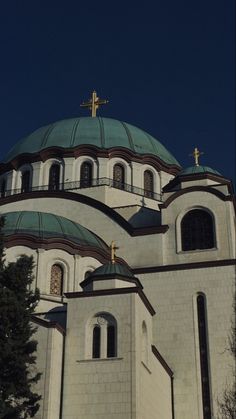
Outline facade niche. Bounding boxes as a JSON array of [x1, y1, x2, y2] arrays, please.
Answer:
[[49, 164, 60, 191], [113, 164, 125, 189], [50, 264, 63, 296], [181, 209, 215, 251], [80, 161, 93, 188]]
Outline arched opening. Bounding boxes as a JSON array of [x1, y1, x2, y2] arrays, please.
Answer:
[[113, 164, 125, 190], [197, 294, 212, 418], [144, 170, 154, 198], [90, 313, 117, 359], [49, 164, 60, 191], [0, 179, 6, 198], [80, 161, 93, 188], [50, 264, 63, 296], [181, 209, 215, 251], [107, 325, 116, 358], [92, 326, 101, 358], [21, 170, 31, 193]]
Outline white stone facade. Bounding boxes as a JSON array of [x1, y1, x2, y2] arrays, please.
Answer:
[[0, 117, 235, 419]]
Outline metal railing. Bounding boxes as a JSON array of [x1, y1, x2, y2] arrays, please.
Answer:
[[1, 177, 162, 201]]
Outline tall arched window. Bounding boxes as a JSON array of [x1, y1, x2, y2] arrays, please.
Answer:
[[92, 326, 101, 358], [91, 313, 117, 359], [21, 170, 31, 193], [197, 294, 212, 418], [0, 179, 6, 198], [113, 164, 125, 189], [144, 170, 154, 198], [50, 264, 63, 296], [49, 164, 60, 191], [80, 162, 93, 188], [181, 209, 215, 251]]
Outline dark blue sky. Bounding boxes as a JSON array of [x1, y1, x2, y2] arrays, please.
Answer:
[[0, 1, 235, 183]]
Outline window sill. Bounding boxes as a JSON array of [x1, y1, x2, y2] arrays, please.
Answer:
[[77, 357, 123, 363], [177, 247, 218, 255]]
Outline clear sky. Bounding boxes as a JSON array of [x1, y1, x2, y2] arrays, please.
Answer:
[[0, 0, 235, 183]]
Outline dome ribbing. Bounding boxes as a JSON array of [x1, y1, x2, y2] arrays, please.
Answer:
[[4, 117, 180, 166]]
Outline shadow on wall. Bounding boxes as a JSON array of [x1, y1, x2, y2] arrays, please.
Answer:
[[128, 207, 161, 228], [44, 305, 67, 329]]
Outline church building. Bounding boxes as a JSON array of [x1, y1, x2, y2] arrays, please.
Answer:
[[0, 92, 235, 419]]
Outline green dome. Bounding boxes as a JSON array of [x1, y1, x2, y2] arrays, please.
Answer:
[[2, 211, 106, 250], [4, 117, 180, 166], [88, 262, 134, 279], [180, 165, 221, 176]]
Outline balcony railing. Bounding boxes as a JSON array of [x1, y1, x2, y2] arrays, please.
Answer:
[[0, 177, 162, 201]]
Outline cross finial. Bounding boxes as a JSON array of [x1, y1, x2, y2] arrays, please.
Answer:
[[110, 241, 119, 264], [189, 147, 204, 166], [80, 90, 109, 117]]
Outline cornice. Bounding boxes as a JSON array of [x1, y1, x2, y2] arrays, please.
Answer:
[[151, 345, 173, 377], [163, 173, 232, 192], [161, 186, 233, 209], [133, 259, 236, 274], [0, 145, 181, 175], [31, 315, 66, 335], [0, 190, 169, 237], [64, 287, 156, 316]]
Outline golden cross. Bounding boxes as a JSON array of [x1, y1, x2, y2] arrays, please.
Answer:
[[110, 241, 119, 264], [80, 90, 108, 117], [189, 147, 204, 166]]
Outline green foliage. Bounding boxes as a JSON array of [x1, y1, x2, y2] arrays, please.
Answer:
[[0, 217, 41, 418]]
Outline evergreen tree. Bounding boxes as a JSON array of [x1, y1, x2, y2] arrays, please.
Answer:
[[0, 216, 41, 418]]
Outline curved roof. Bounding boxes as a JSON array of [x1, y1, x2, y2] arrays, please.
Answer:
[[4, 117, 180, 166], [2, 211, 107, 250], [179, 165, 221, 176]]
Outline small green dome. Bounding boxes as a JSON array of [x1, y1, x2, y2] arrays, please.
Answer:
[[179, 165, 221, 176], [88, 262, 134, 279], [4, 117, 180, 166], [2, 211, 106, 250]]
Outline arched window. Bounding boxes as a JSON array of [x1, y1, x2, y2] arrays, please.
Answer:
[[0, 179, 6, 198], [197, 294, 212, 418], [113, 164, 125, 189], [181, 209, 215, 251], [80, 162, 93, 188], [50, 264, 63, 296], [144, 170, 154, 198], [21, 170, 31, 193], [91, 313, 117, 359], [49, 164, 60, 191], [107, 325, 116, 357]]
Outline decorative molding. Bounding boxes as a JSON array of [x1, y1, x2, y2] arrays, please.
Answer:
[[31, 315, 66, 335], [64, 287, 156, 316], [161, 186, 233, 209], [0, 145, 181, 175], [0, 191, 169, 237], [133, 259, 236, 274], [151, 345, 173, 377], [163, 173, 232, 192], [80, 273, 142, 289]]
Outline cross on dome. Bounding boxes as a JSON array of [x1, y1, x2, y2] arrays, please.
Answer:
[[80, 90, 109, 117], [110, 241, 119, 264], [190, 147, 204, 166]]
